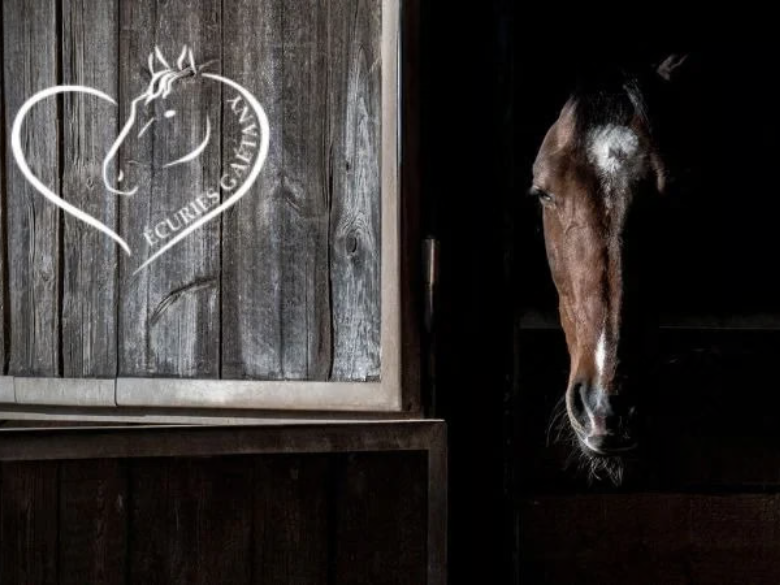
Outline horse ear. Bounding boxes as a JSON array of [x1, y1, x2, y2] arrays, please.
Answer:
[[154, 46, 170, 69], [176, 45, 189, 70], [655, 53, 689, 82]]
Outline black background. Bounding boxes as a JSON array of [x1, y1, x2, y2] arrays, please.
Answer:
[[421, 4, 780, 583]]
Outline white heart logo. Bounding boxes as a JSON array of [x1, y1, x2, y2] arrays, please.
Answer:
[[11, 46, 269, 274]]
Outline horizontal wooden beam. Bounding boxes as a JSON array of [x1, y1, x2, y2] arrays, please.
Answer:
[[0, 377, 14, 403], [15, 377, 115, 407], [0, 420, 445, 461], [0, 376, 403, 418], [116, 378, 400, 412]]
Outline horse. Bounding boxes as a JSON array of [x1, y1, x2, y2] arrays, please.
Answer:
[[102, 45, 214, 196], [99, 45, 269, 273], [530, 56, 687, 482]]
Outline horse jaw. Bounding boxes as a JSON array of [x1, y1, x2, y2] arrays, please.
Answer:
[[162, 116, 212, 169], [103, 95, 145, 196]]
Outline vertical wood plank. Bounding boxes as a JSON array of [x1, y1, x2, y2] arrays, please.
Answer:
[[118, 0, 221, 377], [61, 0, 119, 378], [128, 457, 253, 585], [252, 455, 330, 584], [333, 452, 427, 585], [0, 462, 59, 585], [0, 7, 7, 373], [329, 0, 383, 381], [3, 0, 60, 376], [222, 0, 333, 381], [223, 0, 384, 383], [59, 459, 127, 585], [276, 1, 332, 379], [221, 0, 284, 379]]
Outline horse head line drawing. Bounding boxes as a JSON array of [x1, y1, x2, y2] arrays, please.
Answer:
[[10, 46, 269, 274], [103, 45, 214, 196]]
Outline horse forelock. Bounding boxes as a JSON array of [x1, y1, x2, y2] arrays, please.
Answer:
[[143, 47, 201, 104], [561, 73, 656, 199], [144, 69, 191, 104]]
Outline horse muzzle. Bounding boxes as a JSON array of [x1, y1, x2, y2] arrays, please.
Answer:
[[568, 382, 638, 456]]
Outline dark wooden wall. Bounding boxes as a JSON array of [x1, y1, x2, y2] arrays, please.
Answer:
[[1, 0, 382, 382], [0, 454, 426, 584], [0, 423, 438, 585]]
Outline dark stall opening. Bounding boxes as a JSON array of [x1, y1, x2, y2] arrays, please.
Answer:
[[509, 9, 780, 585]]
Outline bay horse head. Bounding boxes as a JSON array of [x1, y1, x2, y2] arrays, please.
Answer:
[[103, 45, 213, 196], [531, 59, 684, 481]]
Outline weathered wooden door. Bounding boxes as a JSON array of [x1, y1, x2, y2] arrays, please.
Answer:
[[0, 0, 418, 418]]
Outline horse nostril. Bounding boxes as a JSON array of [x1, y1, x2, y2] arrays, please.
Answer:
[[570, 383, 636, 432], [569, 382, 587, 421]]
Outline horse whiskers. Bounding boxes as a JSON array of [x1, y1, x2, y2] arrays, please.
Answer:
[[586, 455, 625, 486], [545, 396, 568, 447], [548, 399, 626, 486]]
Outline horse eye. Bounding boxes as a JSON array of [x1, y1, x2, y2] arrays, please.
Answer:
[[529, 187, 554, 205]]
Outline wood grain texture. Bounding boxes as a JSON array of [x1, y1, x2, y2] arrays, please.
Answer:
[[222, 0, 383, 383], [333, 452, 427, 585], [276, 0, 332, 380], [118, 0, 221, 378], [0, 11, 7, 373], [222, 0, 334, 381], [521, 493, 780, 585], [3, 0, 60, 376], [220, 0, 285, 379], [253, 455, 330, 584], [128, 457, 254, 585], [329, 0, 382, 381], [0, 461, 58, 585], [61, 0, 119, 378], [0, 0, 398, 402], [0, 423, 441, 583], [58, 459, 127, 585]]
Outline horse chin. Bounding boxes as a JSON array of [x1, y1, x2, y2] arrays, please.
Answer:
[[547, 401, 629, 486], [573, 433, 628, 486]]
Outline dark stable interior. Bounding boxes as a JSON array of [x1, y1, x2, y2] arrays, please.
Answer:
[[511, 21, 780, 462], [514, 31, 780, 321], [510, 18, 780, 475], [422, 6, 780, 582]]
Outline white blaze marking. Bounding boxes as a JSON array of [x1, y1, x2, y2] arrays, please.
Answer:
[[587, 125, 638, 176], [595, 329, 607, 385]]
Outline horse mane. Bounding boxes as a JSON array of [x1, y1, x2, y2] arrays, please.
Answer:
[[143, 45, 201, 105]]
